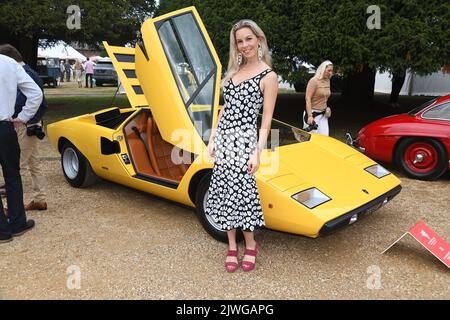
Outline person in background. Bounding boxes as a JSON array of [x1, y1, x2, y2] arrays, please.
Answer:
[[0, 53, 42, 243], [74, 59, 84, 88], [64, 59, 72, 82], [84, 57, 94, 88], [303, 60, 333, 136], [0, 44, 48, 212], [59, 60, 65, 83]]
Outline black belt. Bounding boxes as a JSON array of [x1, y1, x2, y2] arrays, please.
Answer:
[[304, 110, 326, 123]]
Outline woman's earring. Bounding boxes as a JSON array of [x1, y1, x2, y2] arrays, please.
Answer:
[[258, 44, 263, 62], [237, 53, 243, 65]]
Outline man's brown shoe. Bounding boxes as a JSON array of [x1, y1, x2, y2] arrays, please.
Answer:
[[25, 201, 47, 211]]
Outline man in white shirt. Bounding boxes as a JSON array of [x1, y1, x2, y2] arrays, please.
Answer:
[[0, 53, 42, 243]]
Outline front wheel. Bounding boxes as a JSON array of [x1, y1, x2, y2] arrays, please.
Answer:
[[395, 137, 448, 180], [61, 142, 97, 187], [195, 173, 243, 243]]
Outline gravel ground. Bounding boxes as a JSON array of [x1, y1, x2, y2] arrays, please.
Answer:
[[0, 140, 449, 300]]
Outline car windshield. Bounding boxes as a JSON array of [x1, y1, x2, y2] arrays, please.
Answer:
[[257, 115, 311, 149], [408, 98, 437, 115], [422, 102, 450, 120], [157, 12, 217, 143]]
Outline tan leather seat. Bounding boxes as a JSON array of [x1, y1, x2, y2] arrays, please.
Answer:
[[124, 112, 155, 176], [146, 118, 189, 181]]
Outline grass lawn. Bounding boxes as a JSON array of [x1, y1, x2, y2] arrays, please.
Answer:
[[44, 95, 131, 124]]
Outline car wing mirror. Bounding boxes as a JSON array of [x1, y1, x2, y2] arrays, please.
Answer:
[[101, 137, 121, 155]]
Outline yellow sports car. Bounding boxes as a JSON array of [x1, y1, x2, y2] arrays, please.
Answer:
[[47, 7, 402, 242]]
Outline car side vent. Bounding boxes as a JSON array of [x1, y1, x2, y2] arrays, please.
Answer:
[[132, 85, 144, 95], [124, 69, 137, 78], [115, 54, 135, 63]]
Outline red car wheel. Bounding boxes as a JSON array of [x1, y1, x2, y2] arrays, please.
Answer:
[[395, 138, 448, 180]]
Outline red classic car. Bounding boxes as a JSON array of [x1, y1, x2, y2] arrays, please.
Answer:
[[349, 95, 450, 180]]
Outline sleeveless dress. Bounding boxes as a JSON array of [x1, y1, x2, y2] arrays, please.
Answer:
[[205, 69, 273, 232]]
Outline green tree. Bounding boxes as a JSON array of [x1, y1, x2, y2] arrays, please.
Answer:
[[293, 0, 449, 103], [0, 0, 156, 67], [157, 0, 450, 104], [157, 0, 302, 82]]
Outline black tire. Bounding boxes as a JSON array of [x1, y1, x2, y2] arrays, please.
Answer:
[[395, 137, 448, 180], [195, 173, 244, 243], [61, 142, 97, 188]]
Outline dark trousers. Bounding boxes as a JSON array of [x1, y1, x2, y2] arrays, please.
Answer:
[[86, 73, 93, 88], [0, 122, 27, 236]]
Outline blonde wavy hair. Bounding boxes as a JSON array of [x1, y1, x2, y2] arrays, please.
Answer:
[[221, 19, 272, 87], [314, 60, 333, 80], [74, 59, 82, 69]]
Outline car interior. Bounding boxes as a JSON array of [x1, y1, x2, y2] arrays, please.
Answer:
[[123, 110, 191, 184]]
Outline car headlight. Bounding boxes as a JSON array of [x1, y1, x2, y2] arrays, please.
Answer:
[[365, 164, 390, 178], [291, 188, 331, 209]]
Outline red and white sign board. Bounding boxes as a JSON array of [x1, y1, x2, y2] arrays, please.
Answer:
[[382, 221, 450, 269]]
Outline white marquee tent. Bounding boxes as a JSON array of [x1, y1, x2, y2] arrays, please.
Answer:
[[38, 41, 86, 61], [375, 69, 450, 96]]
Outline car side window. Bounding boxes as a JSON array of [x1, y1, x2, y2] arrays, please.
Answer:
[[422, 102, 450, 120]]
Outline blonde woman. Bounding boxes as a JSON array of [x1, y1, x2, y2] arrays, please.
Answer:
[[205, 20, 278, 272], [74, 59, 84, 88], [303, 60, 333, 135]]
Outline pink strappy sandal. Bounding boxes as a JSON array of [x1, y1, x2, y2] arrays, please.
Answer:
[[225, 248, 239, 273], [242, 242, 260, 272]]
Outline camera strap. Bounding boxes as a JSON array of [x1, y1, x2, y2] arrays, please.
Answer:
[[304, 109, 326, 124]]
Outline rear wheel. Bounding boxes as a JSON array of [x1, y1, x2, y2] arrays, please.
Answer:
[[195, 173, 244, 243], [61, 142, 97, 187], [395, 138, 448, 180]]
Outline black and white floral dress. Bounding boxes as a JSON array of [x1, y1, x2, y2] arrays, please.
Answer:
[[205, 69, 273, 232]]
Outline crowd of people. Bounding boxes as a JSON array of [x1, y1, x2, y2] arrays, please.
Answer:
[[58, 57, 95, 88]]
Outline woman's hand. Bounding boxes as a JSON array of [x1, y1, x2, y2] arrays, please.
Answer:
[[307, 115, 314, 125], [207, 139, 216, 158], [247, 149, 260, 174]]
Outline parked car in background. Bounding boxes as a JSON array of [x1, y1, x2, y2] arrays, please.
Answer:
[[348, 95, 450, 180], [93, 57, 118, 86], [36, 57, 60, 87]]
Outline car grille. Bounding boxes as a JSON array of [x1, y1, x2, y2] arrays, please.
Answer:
[[319, 185, 402, 236]]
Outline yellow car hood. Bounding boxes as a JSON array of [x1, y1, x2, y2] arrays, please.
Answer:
[[260, 134, 401, 222]]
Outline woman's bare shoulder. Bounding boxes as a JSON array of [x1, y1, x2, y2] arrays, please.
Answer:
[[307, 77, 317, 84], [264, 70, 278, 82]]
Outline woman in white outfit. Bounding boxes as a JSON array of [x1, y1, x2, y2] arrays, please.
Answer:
[[74, 59, 84, 88], [303, 60, 333, 135]]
